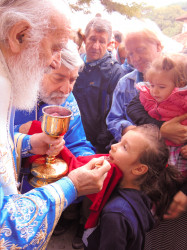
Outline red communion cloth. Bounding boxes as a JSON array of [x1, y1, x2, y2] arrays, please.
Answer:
[[27, 120, 123, 228]]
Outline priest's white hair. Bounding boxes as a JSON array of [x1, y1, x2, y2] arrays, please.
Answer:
[[61, 40, 84, 71], [0, 0, 71, 44]]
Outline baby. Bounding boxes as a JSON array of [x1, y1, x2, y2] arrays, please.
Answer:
[[136, 53, 187, 177]]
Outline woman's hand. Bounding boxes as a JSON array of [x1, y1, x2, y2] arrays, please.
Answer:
[[160, 114, 187, 144]]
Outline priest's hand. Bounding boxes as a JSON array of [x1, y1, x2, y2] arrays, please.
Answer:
[[68, 157, 111, 196], [30, 132, 65, 156]]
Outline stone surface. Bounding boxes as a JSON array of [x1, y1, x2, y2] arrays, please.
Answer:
[[47, 220, 84, 250]]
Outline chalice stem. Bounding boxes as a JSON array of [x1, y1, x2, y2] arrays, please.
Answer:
[[46, 155, 56, 164]]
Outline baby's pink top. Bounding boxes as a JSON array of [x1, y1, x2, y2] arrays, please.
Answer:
[[137, 82, 187, 146]]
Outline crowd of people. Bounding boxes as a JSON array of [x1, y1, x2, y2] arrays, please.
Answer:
[[0, 0, 186, 250]]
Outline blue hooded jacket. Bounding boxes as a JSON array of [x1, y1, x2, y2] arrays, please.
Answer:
[[85, 188, 155, 250], [73, 52, 125, 152]]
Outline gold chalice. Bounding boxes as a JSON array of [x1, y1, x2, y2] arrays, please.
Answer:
[[29, 105, 72, 187]]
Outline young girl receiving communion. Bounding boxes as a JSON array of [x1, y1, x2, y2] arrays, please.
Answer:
[[26, 122, 184, 250], [83, 125, 183, 250]]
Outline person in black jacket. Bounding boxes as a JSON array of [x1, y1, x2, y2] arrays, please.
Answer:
[[72, 17, 126, 249], [73, 17, 125, 154]]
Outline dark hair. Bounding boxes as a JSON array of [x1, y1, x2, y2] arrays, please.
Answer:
[[71, 28, 85, 51], [133, 124, 183, 220], [113, 30, 123, 44]]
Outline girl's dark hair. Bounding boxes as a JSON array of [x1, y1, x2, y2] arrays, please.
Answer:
[[134, 124, 183, 220]]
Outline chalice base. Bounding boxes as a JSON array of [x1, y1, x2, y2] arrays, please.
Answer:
[[28, 156, 68, 187], [28, 175, 52, 188]]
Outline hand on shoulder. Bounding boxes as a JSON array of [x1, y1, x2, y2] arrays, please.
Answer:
[[160, 114, 187, 144]]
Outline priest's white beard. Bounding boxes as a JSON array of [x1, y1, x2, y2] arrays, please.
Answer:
[[39, 86, 69, 105], [7, 43, 51, 111]]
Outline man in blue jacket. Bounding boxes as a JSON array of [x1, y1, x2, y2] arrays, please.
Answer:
[[106, 19, 163, 142], [73, 17, 125, 154]]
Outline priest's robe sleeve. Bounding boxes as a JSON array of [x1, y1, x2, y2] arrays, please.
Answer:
[[0, 176, 77, 249]]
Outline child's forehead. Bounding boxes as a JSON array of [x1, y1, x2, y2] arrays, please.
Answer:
[[121, 130, 147, 145], [120, 131, 149, 156], [148, 66, 175, 80], [148, 71, 173, 84]]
